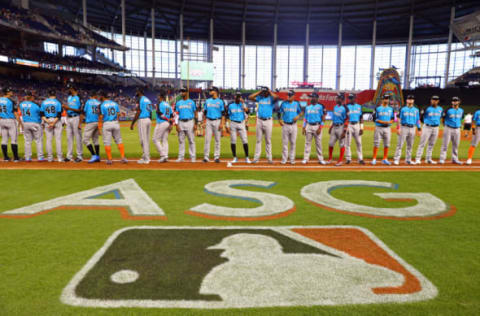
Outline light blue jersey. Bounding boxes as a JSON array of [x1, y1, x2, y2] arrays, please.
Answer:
[[304, 103, 325, 125], [422, 106, 443, 126], [83, 98, 101, 123], [204, 98, 225, 120], [332, 105, 349, 125], [138, 95, 152, 119], [0, 97, 16, 119], [399, 106, 421, 128], [19, 100, 41, 124], [41, 98, 62, 119], [473, 110, 480, 125], [256, 95, 275, 119], [101, 100, 120, 122], [279, 101, 301, 123], [374, 105, 394, 127], [156, 101, 172, 124], [346, 103, 362, 123], [443, 107, 464, 128], [67, 95, 81, 116], [175, 99, 196, 120], [228, 102, 247, 122]]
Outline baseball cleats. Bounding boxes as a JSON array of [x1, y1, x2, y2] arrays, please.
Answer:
[[346, 160, 351, 164], [302, 159, 308, 164], [106, 160, 113, 165], [37, 158, 45, 162], [267, 160, 274, 164], [47, 158, 53, 162], [466, 159, 472, 165], [137, 159, 150, 164], [191, 158, 196, 163], [121, 158, 128, 164], [214, 159, 220, 163], [319, 160, 327, 165], [427, 160, 437, 164], [382, 159, 391, 165], [202, 158, 209, 163], [231, 157, 238, 163], [414, 159, 421, 165], [74, 158, 83, 163], [251, 159, 258, 164], [88, 155, 100, 163], [452, 160, 463, 165], [438, 160, 445, 164], [281, 160, 287, 165], [58, 158, 64, 163], [359, 160, 365, 165], [325, 160, 332, 165], [406, 160, 414, 165], [25, 159, 32, 162], [158, 158, 168, 163], [335, 161, 343, 166], [290, 160, 295, 165], [245, 157, 251, 164], [175, 158, 184, 163], [64, 158, 71, 162], [370, 159, 377, 165], [393, 160, 400, 165]]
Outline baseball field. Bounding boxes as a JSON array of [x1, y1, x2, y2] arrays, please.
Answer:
[[1, 121, 479, 316]]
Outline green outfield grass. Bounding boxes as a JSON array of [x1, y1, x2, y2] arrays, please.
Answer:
[[9, 119, 480, 161], [0, 170, 479, 315]]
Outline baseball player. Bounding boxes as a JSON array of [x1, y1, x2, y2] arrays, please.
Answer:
[[62, 85, 83, 162], [0, 87, 21, 162], [345, 94, 365, 165], [249, 86, 279, 164], [393, 95, 421, 165], [226, 91, 250, 163], [202, 86, 225, 163], [278, 90, 301, 165], [371, 94, 395, 165], [327, 93, 349, 166], [19, 91, 43, 162], [174, 87, 197, 162], [415, 95, 443, 164], [302, 92, 326, 165], [99, 91, 127, 165], [466, 106, 480, 165], [130, 88, 153, 164], [82, 91, 102, 163], [41, 89, 64, 162], [153, 91, 172, 163], [439, 96, 464, 165]]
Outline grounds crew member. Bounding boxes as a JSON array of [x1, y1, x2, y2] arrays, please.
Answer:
[[249, 86, 279, 164], [371, 94, 395, 165], [226, 91, 250, 163], [345, 94, 365, 165], [174, 87, 197, 162], [393, 95, 421, 165], [202, 86, 225, 163], [153, 91, 173, 163], [19, 90, 43, 162], [466, 106, 480, 165], [278, 90, 302, 165], [327, 93, 349, 166], [82, 91, 102, 163], [130, 88, 153, 164], [439, 96, 464, 165], [99, 91, 127, 165], [464, 112, 473, 138], [41, 89, 63, 162], [63, 85, 83, 162], [302, 92, 327, 164], [415, 95, 443, 164], [0, 87, 21, 162]]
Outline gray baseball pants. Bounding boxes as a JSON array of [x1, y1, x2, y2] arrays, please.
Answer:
[[23, 122, 43, 160], [103, 121, 122, 146], [83, 122, 100, 146], [66, 116, 83, 160], [204, 118, 221, 160], [137, 118, 151, 161], [374, 126, 391, 148], [281, 123, 297, 162], [345, 123, 363, 161], [0, 118, 17, 145], [415, 125, 439, 161], [439, 126, 461, 162], [153, 121, 170, 159], [229, 121, 248, 145], [394, 126, 416, 162], [303, 124, 324, 162], [178, 120, 196, 159], [329, 125, 346, 148], [254, 118, 273, 161], [44, 119, 63, 161]]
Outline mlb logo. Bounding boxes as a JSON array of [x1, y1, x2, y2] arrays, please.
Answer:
[[61, 226, 437, 308]]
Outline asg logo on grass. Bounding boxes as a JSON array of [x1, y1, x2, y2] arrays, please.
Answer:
[[0, 179, 455, 220], [60, 226, 437, 308]]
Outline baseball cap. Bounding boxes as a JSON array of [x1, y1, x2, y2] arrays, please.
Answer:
[[179, 87, 188, 93], [261, 86, 269, 92], [235, 91, 242, 96], [309, 92, 319, 98], [348, 94, 356, 99], [406, 94, 415, 99], [136, 87, 144, 95], [47, 89, 56, 96], [452, 96, 460, 101], [382, 94, 391, 99], [431, 95, 440, 100], [209, 86, 219, 93], [337, 93, 345, 99], [24, 90, 33, 96], [158, 90, 166, 98], [287, 90, 295, 97]]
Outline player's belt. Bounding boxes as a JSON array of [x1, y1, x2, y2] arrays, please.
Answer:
[[332, 123, 344, 126], [446, 125, 459, 129], [402, 124, 414, 127], [67, 114, 79, 118], [425, 124, 439, 127], [179, 119, 192, 122], [283, 121, 295, 125], [350, 121, 359, 125], [377, 123, 390, 127], [231, 120, 243, 123], [258, 117, 271, 121], [307, 122, 320, 125], [207, 118, 220, 121]]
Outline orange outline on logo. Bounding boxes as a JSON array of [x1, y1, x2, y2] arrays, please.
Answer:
[[184, 206, 296, 221], [304, 198, 457, 220], [0, 205, 167, 221]]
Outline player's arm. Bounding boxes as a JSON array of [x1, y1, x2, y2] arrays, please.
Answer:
[[277, 104, 284, 126], [293, 103, 302, 123], [341, 106, 349, 138], [416, 110, 422, 131], [130, 104, 141, 130], [269, 89, 279, 101], [248, 90, 261, 101], [441, 110, 446, 126], [13, 102, 22, 129]]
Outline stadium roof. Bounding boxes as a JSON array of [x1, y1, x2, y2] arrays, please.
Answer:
[[32, 0, 479, 45]]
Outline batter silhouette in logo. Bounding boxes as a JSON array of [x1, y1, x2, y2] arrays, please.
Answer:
[[61, 226, 437, 308]]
